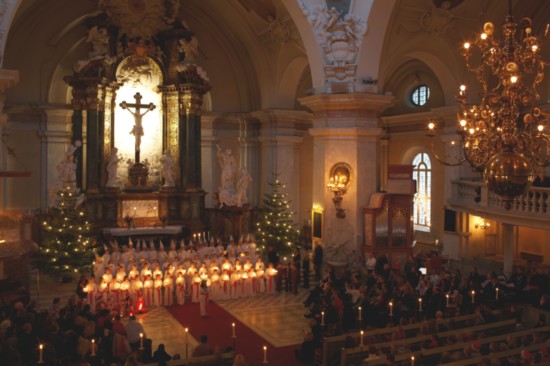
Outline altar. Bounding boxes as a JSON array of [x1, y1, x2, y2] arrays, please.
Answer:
[[102, 225, 183, 237]]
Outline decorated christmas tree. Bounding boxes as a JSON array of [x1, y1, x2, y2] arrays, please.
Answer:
[[34, 142, 94, 279], [255, 177, 300, 256]]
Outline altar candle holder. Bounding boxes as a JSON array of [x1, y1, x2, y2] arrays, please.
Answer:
[[263, 345, 268, 364], [471, 290, 475, 304], [389, 301, 393, 317], [139, 332, 144, 350], [418, 297, 423, 312], [321, 311, 325, 326]]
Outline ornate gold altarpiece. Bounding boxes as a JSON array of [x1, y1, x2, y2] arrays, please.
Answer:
[[64, 1, 210, 233]]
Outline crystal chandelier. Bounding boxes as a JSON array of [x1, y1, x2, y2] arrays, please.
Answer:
[[430, 7, 549, 210]]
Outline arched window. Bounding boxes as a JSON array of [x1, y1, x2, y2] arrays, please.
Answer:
[[411, 84, 430, 106], [412, 152, 431, 231]]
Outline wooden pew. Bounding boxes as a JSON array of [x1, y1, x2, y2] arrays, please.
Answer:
[[371, 325, 550, 366], [340, 318, 518, 366], [165, 351, 235, 366], [315, 312, 496, 366], [440, 341, 550, 366]]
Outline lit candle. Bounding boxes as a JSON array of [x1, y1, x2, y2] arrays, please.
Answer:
[[360, 330, 364, 347], [389, 301, 393, 316], [39, 344, 44, 363], [411, 355, 415, 366], [232, 322, 236, 338], [139, 332, 144, 350], [471, 290, 475, 304], [446, 294, 450, 307], [321, 311, 325, 326], [496, 287, 499, 300], [358, 306, 362, 321], [185, 328, 189, 358], [91, 339, 95, 356], [418, 297, 423, 312], [263, 345, 268, 363]]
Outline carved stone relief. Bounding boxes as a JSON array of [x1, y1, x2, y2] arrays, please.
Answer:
[[297, 0, 366, 91]]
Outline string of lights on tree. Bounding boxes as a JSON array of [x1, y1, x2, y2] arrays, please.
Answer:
[[34, 183, 94, 279], [255, 177, 300, 256]]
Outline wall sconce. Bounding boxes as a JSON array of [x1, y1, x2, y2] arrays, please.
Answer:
[[474, 219, 490, 230], [326, 162, 352, 219]]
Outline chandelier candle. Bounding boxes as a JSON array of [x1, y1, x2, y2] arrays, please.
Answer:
[[429, 4, 549, 209]]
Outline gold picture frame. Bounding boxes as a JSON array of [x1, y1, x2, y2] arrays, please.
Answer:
[[312, 208, 324, 241]]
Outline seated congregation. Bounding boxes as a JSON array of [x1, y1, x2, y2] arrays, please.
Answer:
[[296, 253, 550, 366]]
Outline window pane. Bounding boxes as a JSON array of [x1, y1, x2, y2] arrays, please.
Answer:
[[413, 152, 431, 230]]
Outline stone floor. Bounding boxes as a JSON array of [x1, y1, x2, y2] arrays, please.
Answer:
[[29, 269, 311, 356]]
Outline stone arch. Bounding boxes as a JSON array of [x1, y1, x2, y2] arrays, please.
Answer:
[[380, 34, 459, 105], [278, 56, 309, 107], [0, 0, 22, 68]]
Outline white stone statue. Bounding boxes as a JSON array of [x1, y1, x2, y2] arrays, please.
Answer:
[[50, 141, 84, 207], [106, 147, 121, 187], [216, 144, 238, 207], [74, 26, 115, 72], [57, 142, 79, 185], [236, 168, 252, 207], [177, 35, 199, 64], [160, 149, 175, 187]]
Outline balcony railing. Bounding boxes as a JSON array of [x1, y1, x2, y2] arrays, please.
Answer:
[[448, 180, 550, 226]]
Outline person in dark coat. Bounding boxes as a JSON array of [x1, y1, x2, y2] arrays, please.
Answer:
[[313, 244, 323, 282], [303, 252, 311, 289]]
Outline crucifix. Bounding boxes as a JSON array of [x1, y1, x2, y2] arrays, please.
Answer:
[[119, 92, 156, 163]]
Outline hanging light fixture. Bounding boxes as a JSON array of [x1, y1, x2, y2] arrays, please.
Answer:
[[429, 1, 549, 210]]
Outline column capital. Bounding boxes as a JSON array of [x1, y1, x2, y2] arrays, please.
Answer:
[[299, 93, 394, 128], [309, 126, 382, 139], [0, 70, 19, 94]]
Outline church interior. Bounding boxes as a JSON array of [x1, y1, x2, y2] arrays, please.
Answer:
[[0, 0, 549, 365]]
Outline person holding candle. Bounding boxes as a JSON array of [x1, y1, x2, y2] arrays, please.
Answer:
[[199, 280, 209, 317], [163, 273, 174, 306], [125, 315, 146, 351]]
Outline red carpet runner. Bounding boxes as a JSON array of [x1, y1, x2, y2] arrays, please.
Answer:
[[167, 301, 301, 366]]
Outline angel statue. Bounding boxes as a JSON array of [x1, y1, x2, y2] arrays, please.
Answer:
[[236, 168, 252, 207], [106, 147, 121, 187], [160, 149, 176, 187], [177, 35, 199, 64]]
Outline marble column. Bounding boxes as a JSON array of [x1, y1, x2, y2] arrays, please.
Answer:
[[502, 223, 515, 276], [68, 84, 85, 189], [299, 93, 394, 255], [85, 83, 101, 192], [177, 67, 211, 192]]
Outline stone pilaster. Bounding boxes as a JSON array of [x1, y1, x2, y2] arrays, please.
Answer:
[[238, 117, 259, 207], [200, 113, 219, 208], [254, 110, 309, 217], [299, 93, 394, 255], [502, 223, 515, 276], [37, 129, 72, 208]]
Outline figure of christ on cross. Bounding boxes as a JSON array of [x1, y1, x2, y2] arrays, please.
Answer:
[[119, 92, 156, 163]]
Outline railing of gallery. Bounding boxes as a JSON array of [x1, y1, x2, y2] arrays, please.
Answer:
[[450, 180, 550, 217]]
